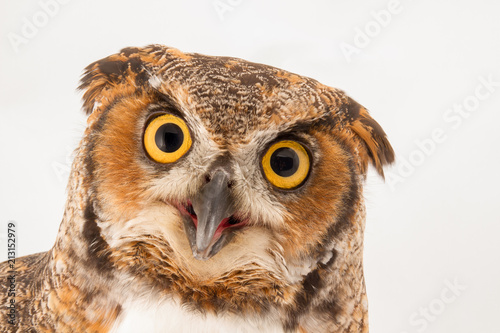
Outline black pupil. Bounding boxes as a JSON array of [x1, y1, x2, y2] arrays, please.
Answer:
[[155, 123, 184, 153], [270, 147, 299, 177]]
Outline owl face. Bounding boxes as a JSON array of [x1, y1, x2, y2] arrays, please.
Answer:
[[77, 45, 393, 305]]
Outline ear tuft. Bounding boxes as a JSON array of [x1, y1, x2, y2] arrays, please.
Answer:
[[346, 97, 395, 178], [78, 48, 151, 115], [78, 55, 122, 115]]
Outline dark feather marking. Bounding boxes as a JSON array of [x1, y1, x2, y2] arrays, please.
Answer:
[[81, 99, 110, 181], [316, 298, 342, 316], [82, 201, 113, 273], [121, 47, 141, 57], [154, 91, 186, 116], [322, 151, 360, 244], [345, 97, 362, 121], [97, 60, 128, 78], [128, 57, 149, 85]]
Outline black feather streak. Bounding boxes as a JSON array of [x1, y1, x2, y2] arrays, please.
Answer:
[[82, 202, 113, 273]]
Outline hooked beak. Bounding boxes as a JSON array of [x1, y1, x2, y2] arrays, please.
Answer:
[[178, 169, 246, 260]]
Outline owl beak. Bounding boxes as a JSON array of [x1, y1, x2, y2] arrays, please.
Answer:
[[186, 169, 239, 260]]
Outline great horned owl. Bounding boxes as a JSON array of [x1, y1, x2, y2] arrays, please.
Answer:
[[0, 45, 394, 332]]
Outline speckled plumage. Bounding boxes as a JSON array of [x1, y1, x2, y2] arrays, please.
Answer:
[[0, 45, 394, 332]]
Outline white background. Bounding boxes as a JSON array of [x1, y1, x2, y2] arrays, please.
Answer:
[[1, 1, 499, 332]]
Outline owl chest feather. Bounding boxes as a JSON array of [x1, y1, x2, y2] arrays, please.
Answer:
[[110, 297, 285, 333]]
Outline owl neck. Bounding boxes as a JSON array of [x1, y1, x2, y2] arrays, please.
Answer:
[[40, 146, 124, 330], [282, 204, 369, 332]]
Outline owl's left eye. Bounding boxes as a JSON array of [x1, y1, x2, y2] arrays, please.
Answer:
[[262, 140, 311, 189], [143, 114, 192, 163]]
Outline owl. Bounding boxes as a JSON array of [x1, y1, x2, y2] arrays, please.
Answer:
[[0, 45, 394, 332]]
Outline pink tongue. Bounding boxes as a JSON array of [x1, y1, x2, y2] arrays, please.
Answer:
[[178, 201, 248, 246], [177, 203, 198, 227]]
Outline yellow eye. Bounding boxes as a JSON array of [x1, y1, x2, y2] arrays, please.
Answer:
[[144, 114, 192, 163], [262, 140, 310, 189]]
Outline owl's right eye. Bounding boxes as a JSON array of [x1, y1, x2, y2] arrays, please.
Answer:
[[143, 114, 192, 163]]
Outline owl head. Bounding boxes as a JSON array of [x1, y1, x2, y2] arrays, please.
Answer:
[[73, 45, 393, 310]]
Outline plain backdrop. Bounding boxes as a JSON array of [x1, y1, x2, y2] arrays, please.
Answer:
[[1, 1, 499, 332]]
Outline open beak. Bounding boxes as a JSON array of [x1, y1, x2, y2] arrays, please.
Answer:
[[179, 169, 246, 260]]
